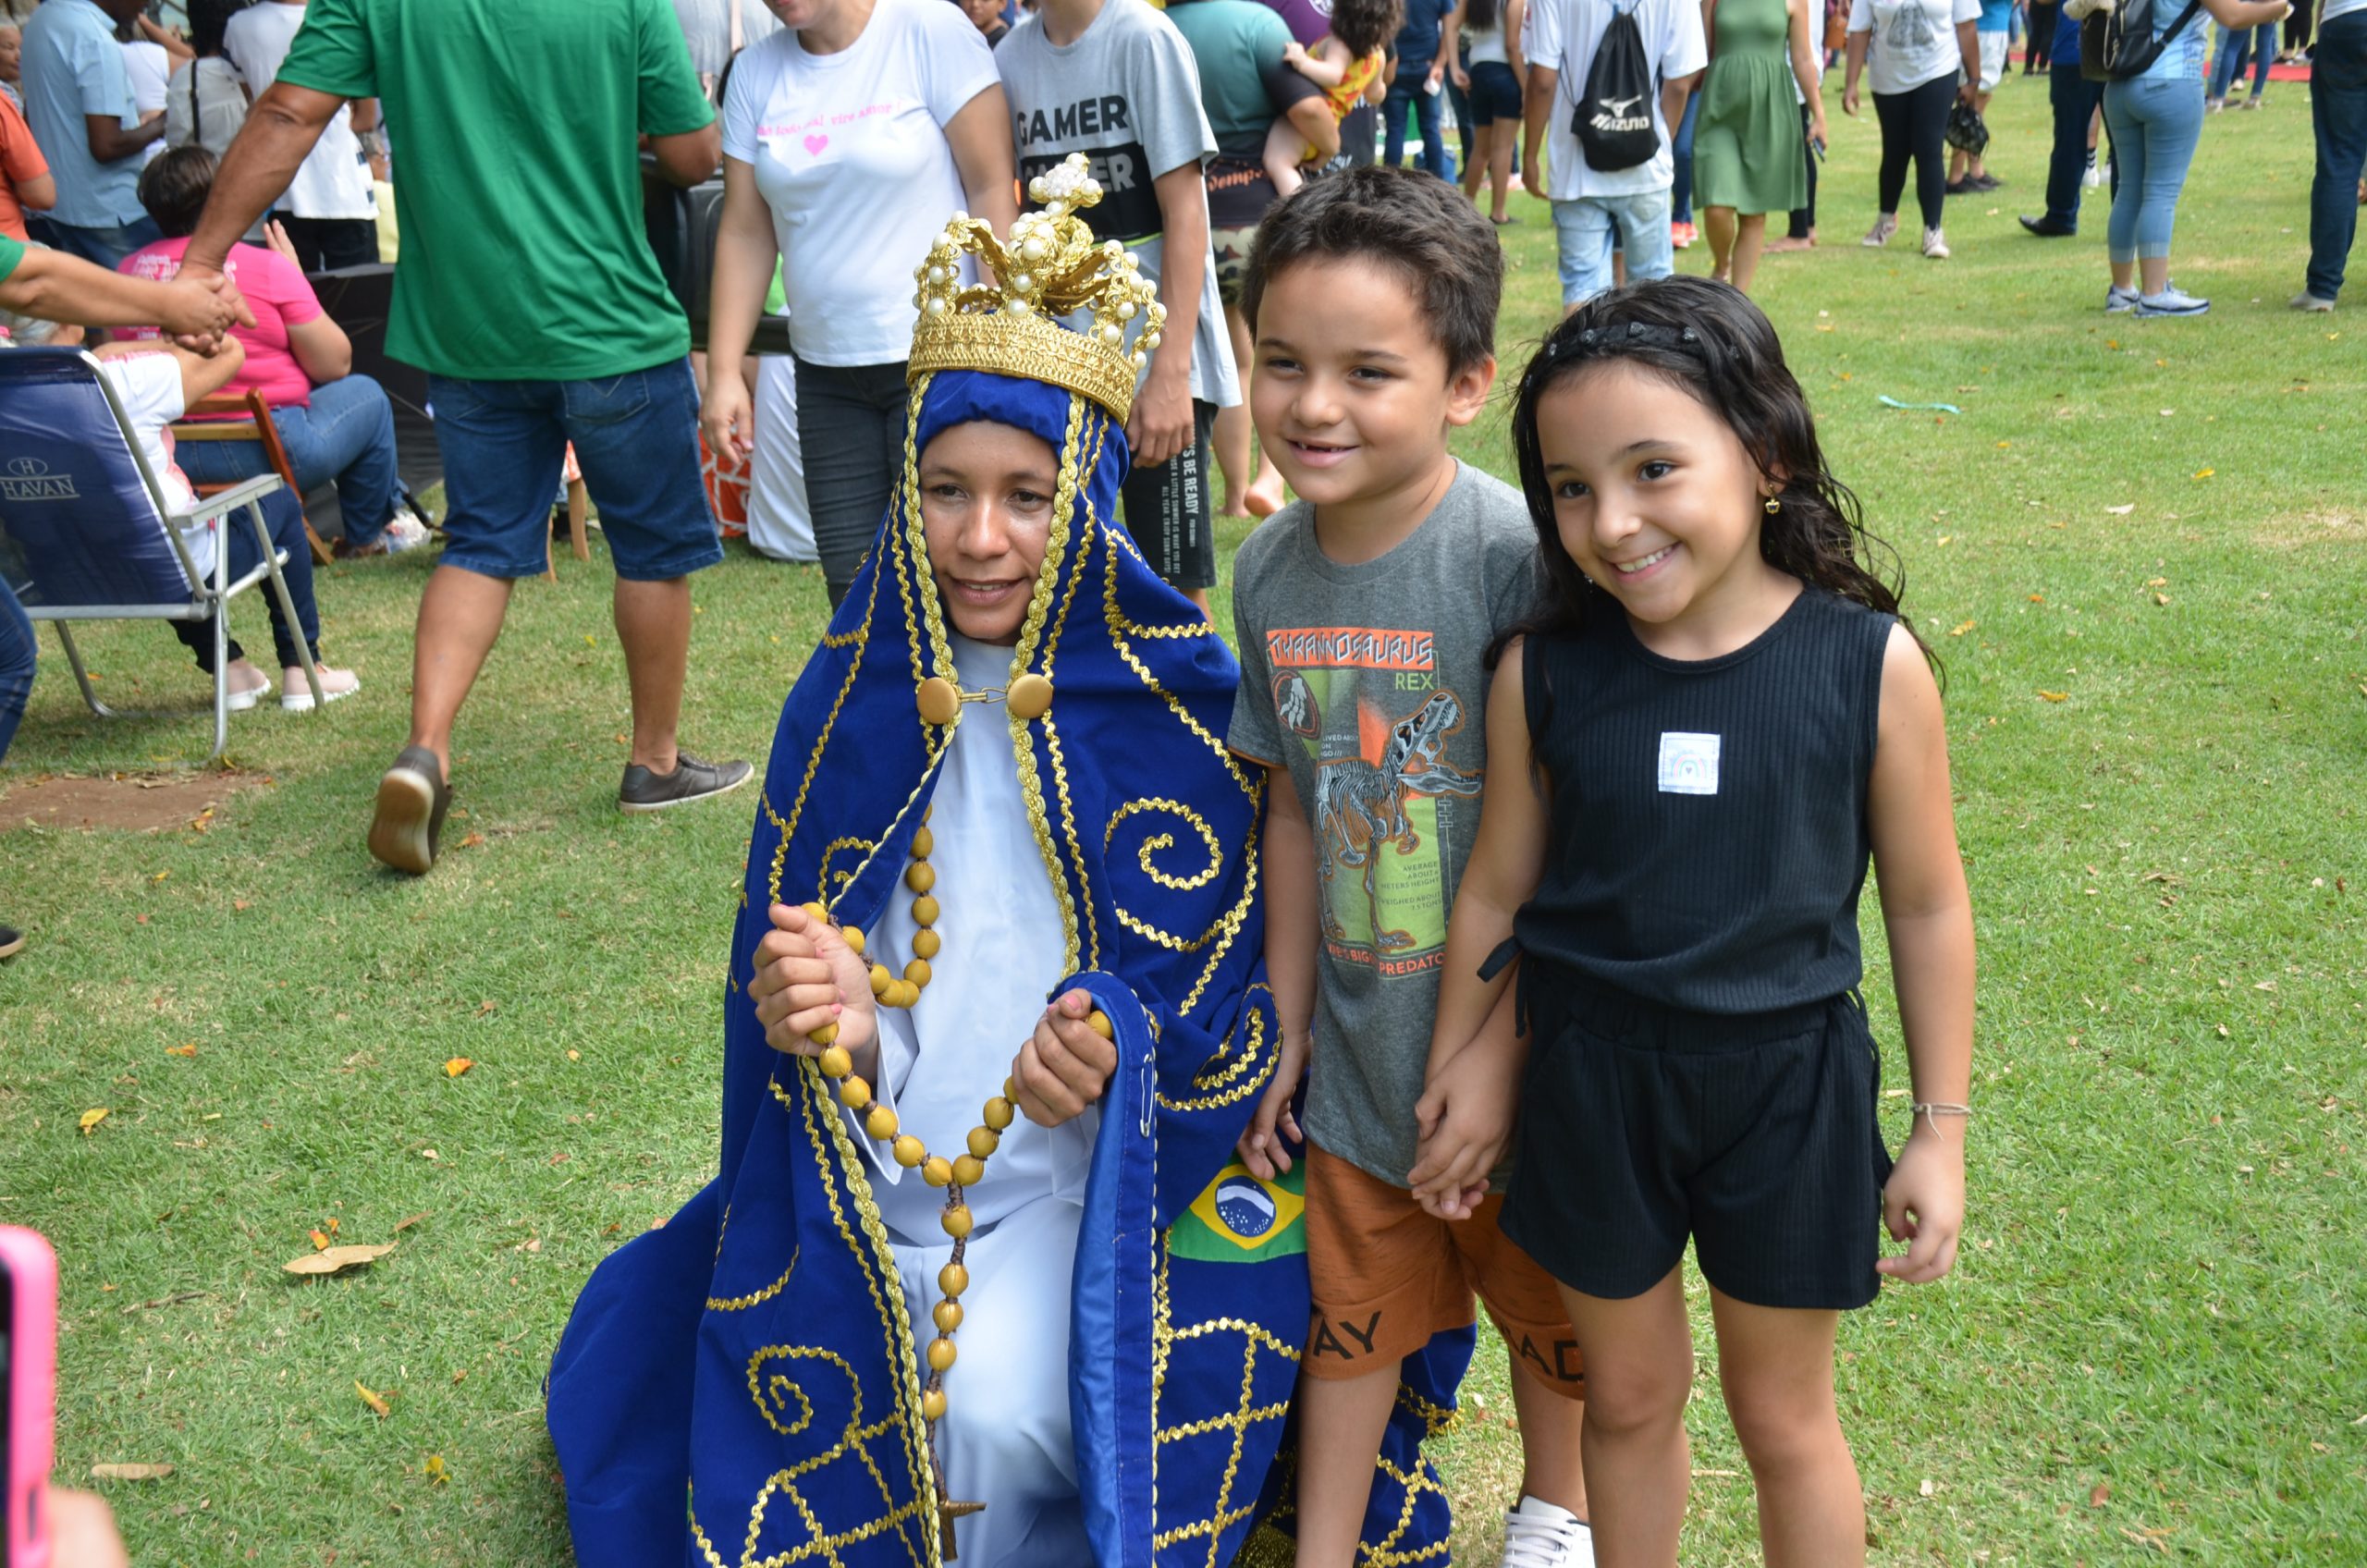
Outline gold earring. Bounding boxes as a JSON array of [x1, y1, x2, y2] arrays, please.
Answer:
[[1764, 495, 1782, 514]]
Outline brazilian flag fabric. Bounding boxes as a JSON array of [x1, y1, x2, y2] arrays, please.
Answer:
[[1171, 1161, 1307, 1265]]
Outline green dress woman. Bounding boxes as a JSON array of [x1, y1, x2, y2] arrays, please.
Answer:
[[1692, 0, 1828, 291]]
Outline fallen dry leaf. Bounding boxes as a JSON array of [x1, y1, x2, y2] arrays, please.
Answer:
[[390, 1212, 430, 1234], [308, 1229, 332, 1252], [424, 1454, 450, 1485], [232, 899, 251, 912], [2153, 593, 2171, 606], [355, 1379, 393, 1418], [2192, 468, 2215, 480], [444, 1058, 474, 1079], [1918, 1478, 1936, 1498], [166, 1042, 197, 1057], [459, 832, 485, 849], [2104, 504, 2136, 516], [79, 1108, 110, 1135], [284, 1243, 397, 1277], [2038, 691, 2069, 703], [2091, 1481, 2112, 1508], [1948, 619, 1977, 638], [90, 1463, 174, 1482]]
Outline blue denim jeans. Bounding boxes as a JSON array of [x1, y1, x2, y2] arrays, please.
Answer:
[[1383, 74, 1459, 180], [2207, 21, 2275, 100], [169, 487, 321, 673], [426, 358, 719, 582], [2044, 61, 2111, 227], [26, 214, 165, 272], [0, 577, 34, 766], [1671, 92, 1702, 224], [2308, 10, 2367, 300], [1553, 190, 1676, 304], [2103, 74, 2205, 263], [173, 374, 402, 548]]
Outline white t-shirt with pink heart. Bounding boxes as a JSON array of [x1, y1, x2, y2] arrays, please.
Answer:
[[720, 0, 1000, 368]]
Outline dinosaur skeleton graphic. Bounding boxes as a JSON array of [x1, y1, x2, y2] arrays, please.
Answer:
[[1310, 690, 1484, 954]]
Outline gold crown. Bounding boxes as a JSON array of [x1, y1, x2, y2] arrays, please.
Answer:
[[906, 154, 1168, 424]]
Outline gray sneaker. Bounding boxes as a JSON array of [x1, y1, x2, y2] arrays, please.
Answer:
[[2104, 284, 2140, 313], [2137, 284, 2209, 318], [619, 751, 754, 814], [2290, 290, 2336, 312]]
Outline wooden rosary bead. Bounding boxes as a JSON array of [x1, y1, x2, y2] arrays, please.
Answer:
[[865, 1105, 899, 1141], [894, 1135, 926, 1168], [913, 895, 941, 926], [810, 1022, 840, 1048], [870, 964, 893, 997], [927, 1337, 959, 1373], [922, 1388, 948, 1422], [911, 827, 935, 858], [818, 1045, 852, 1079], [923, 1157, 954, 1188], [842, 926, 867, 956], [934, 1299, 964, 1333], [938, 1262, 969, 1297], [983, 1096, 1014, 1131], [1086, 1010, 1114, 1040], [951, 1154, 985, 1187], [838, 1076, 872, 1110], [940, 1204, 974, 1239], [966, 1127, 999, 1160], [905, 863, 937, 895], [904, 960, 933, 987], [913, 928, 942, 960]]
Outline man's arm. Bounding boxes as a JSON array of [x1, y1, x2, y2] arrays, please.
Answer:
[[1523, 63, 1557, 199], [183, 81, 346, 276], [649, 119, 722, 188], [1659, 68, 1700, 146], [84, 110, 166, 165], [0, 245, 241, 341], [1132, 161, 1207, 470]]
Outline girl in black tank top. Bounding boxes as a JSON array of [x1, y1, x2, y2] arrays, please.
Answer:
[[1402, 280, 1976, 1568]]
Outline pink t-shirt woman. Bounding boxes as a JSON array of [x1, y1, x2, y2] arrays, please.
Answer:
[[117, 233, 325, 411]]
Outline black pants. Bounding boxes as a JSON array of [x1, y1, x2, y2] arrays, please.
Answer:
[[2043, 60, 2112, 228], [2027, 2, 2057, 69], [167, 488, 322, 672], [271, 214, 378, 272], [793, 357, 912, 606], [1873, 73, 1956, 230], [1787, 102, 1820, 239]]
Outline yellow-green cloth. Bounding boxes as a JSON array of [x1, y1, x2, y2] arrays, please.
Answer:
[[1692, 0, 1808, 216]]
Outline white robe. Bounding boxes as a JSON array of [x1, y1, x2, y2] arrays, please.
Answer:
[[747, 355, 816, 564], [839, 632, 1096, 1565]]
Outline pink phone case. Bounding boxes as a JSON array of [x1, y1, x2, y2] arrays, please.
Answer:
[[1, 1226, 58, 1568]]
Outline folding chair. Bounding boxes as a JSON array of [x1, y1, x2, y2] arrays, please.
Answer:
[[172, 387, 336, 567], [0, 347, 325, 764]]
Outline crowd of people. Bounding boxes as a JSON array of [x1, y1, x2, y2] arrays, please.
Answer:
[[0, 0, 2350, 1560]]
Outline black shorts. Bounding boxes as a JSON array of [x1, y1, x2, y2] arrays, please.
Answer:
[[1467, 60, 1523, 125], [1501, 972, 1893, 1312], [1118, 398, 1218, 592]]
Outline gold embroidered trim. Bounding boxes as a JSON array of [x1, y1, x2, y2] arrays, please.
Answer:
[[706, 1244, 800, 1313], [1005, 394, 1092, 975]]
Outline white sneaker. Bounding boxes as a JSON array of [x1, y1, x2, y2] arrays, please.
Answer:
[[1921, 226, 1950, 259], [2083, 155, 2107, 190], [382, 505, 432, 553], [281, 665, 362, 712], [2289, 290, 2336, 312], [2136, 283, 2209, 318], [2104, 284, 2140, 313], [1499, 1495, 1595, 1568], [1860, 214, 1898, 248]]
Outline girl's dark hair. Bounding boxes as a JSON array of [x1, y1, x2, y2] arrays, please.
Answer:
[[139, 145, 218, 239], [1327, 0, 1404, 60], [1500, 276, 1932, 669], [189, 0, 258, 58], [1464, 0, 1500, 34]]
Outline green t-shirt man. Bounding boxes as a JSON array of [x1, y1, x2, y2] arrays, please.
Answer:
[[276, 0, 714, 382]]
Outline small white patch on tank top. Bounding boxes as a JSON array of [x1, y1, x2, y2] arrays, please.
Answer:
[[1656, 732, 1722, 796]]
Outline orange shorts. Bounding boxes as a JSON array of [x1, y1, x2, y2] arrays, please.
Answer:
[[1301, 1142, 1585, 1396]]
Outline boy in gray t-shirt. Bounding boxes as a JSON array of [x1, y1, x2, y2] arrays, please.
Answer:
[[995, 0, 1238, 610], [1222, 167, 1597, 1567]]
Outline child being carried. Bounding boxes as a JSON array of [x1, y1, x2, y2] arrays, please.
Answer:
[[1263, 0, 1402, 196]]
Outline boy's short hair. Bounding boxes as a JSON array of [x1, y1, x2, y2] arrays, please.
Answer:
[[1240, 165, 1503, 377]]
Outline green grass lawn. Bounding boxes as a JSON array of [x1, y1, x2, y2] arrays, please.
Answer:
[[5, 70, 2362, 1567]]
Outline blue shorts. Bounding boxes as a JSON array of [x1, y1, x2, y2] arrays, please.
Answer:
[[1468, 60, 1524, 125], [427, 358, 722, 582]]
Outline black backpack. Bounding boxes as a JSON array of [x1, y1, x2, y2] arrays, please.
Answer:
[[1574, 0, 1659, 171], [2079, 0, 2203, 81]]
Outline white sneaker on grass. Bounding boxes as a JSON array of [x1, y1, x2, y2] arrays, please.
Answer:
[[1860, 214, 1898, 248], [2104, 284, 2140, 313], [2136, 284, 2209, 318], [1922, 226, 1950, 259], [383, 504, 432, 553], [2289, 290, 2336, 312], [1499, 1495, 1595, 1568]]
